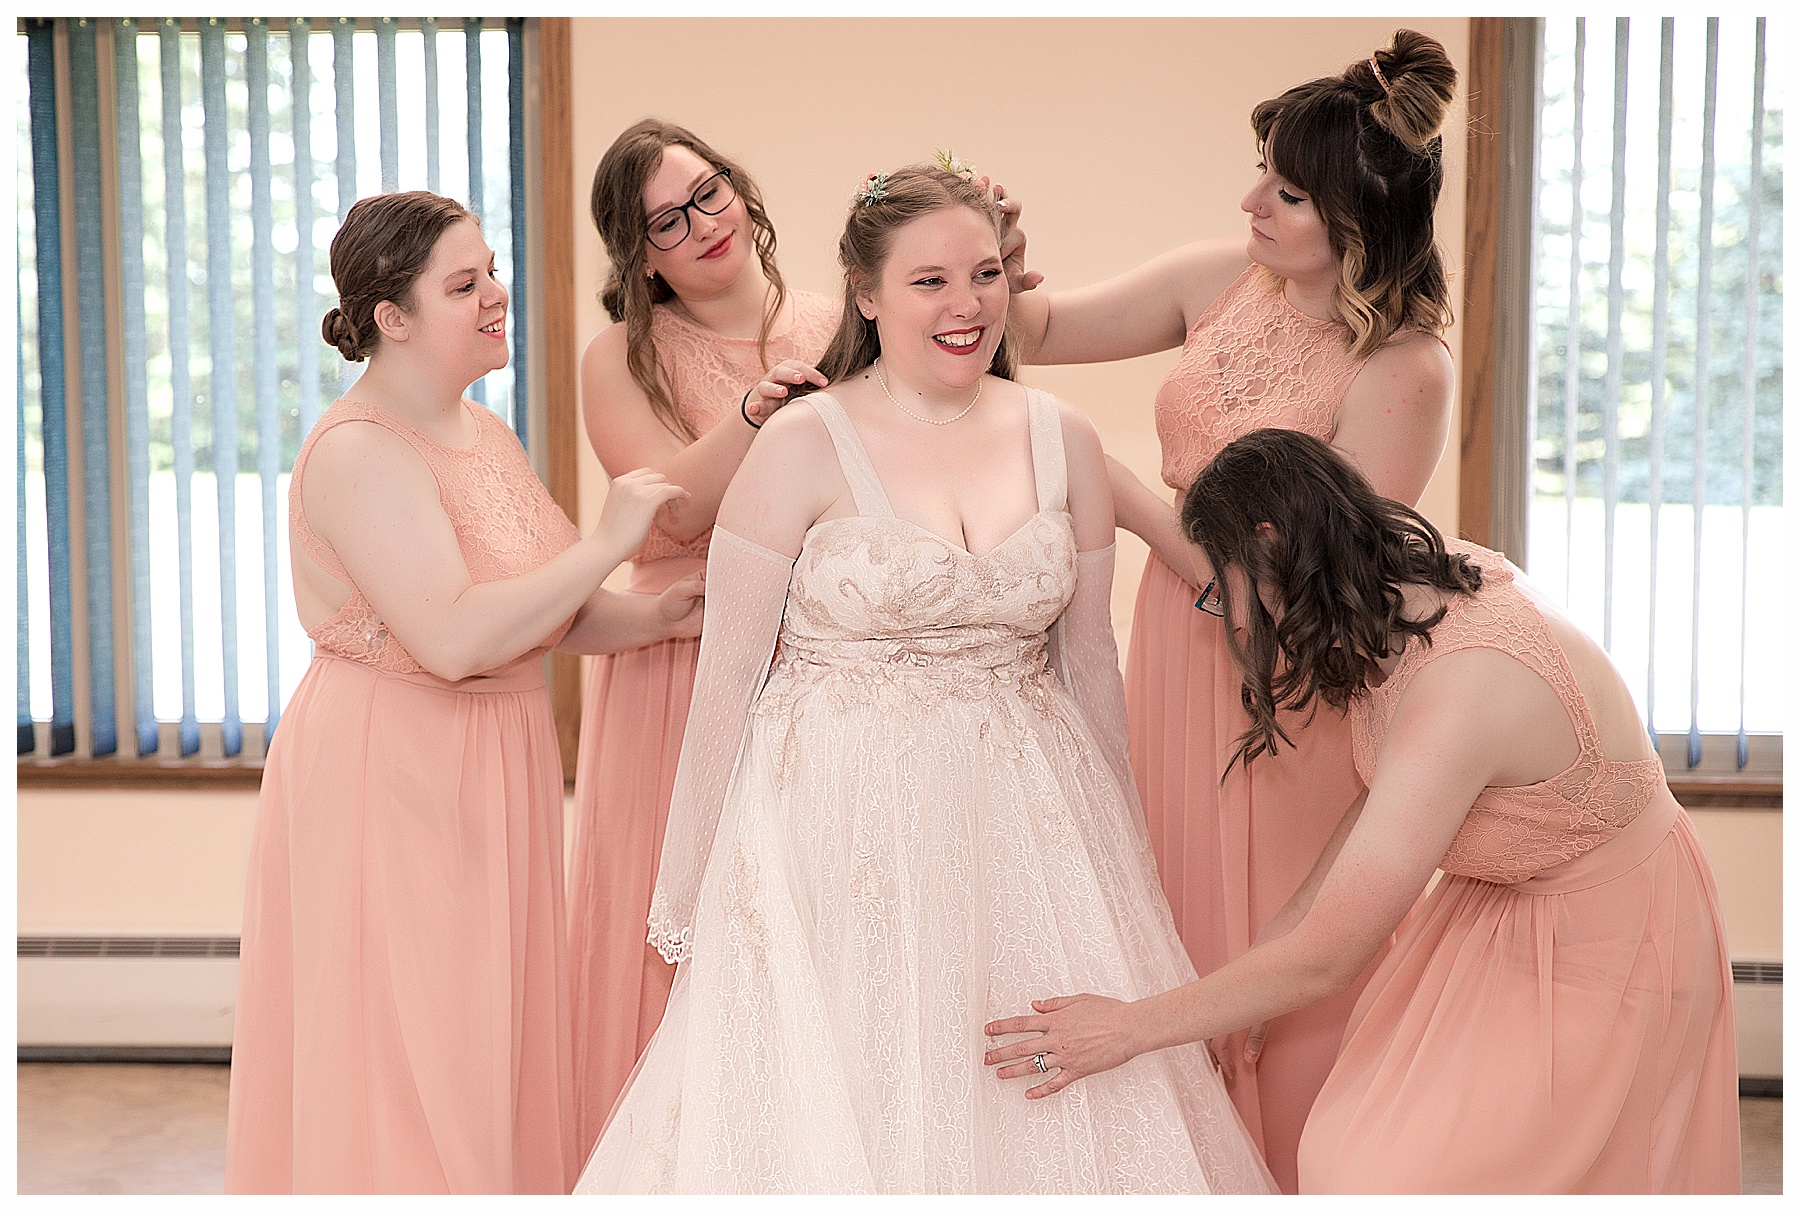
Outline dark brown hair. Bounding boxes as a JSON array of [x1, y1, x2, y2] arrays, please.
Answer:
[[801, 163, 1016, 390], [1252, 28, 1457, 357], [321, 190, 474, 362], [590, 119, 787, 441], [1181, 428, 1482, 772]]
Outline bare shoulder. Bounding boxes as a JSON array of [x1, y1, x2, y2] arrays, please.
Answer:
[[1050, 395, 1105, 464], [306, 418, 432, 483], [1166, 238, 1252, 321], [580, 322, 635, 391], [736, 397, 840, 486], [1357, 329, 1455, 403]]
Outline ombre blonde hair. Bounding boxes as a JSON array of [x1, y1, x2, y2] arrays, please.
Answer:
[[1252, 29, 1458, 358]]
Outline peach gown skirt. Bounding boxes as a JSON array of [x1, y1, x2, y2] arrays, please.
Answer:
[[225, 655, 578, 1193], [565, 613, 698, 1155], [1298, 798, 1740, 1193], [1125, 553, 1382, 1193]]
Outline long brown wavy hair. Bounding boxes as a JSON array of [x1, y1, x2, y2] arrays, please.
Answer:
[[1181, 428, 1483, 773], [795, 164, 1017, 391], [589, 118, 788, 441], [1253, 28, 1458, 357]]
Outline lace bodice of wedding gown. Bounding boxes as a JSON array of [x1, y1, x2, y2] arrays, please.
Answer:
[[1348, 541, 1666, 884]]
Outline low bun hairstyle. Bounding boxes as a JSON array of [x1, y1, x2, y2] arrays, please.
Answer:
[[323, 190, 475, 363], [798, 163, 1016, 392], [1252, 28, 1457, 357]]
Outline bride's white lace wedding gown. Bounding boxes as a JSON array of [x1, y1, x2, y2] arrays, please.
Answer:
[[575, 389, 1273, 1194]]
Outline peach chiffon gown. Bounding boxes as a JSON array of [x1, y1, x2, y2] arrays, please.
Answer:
[[1299, 541, 1739, 1193], [225, 399, 582, 1193], [566, 293, 836, 1155], [1126, 265, 1400, 1191]]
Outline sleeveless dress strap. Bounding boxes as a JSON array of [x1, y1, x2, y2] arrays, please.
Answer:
[[807, 393, 894, 518], [1025, 387, 1067, 514], [288, 398, 461, 583]]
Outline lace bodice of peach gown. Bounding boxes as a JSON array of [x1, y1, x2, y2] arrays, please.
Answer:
[[1348, 541, 1666, 884], [1155, 266, 1368, 492], [633, 291, 838, 565], [289, 397, 581, 674]]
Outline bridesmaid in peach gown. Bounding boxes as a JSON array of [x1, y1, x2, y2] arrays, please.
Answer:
[[996, 32, 1458, 1189], [224, 192, 702, 1194], [985, 429, 1740, 1194], [567, 120, 835, 1154]]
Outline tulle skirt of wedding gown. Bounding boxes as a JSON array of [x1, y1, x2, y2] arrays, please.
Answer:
[[575, 661, 1274, 1194]]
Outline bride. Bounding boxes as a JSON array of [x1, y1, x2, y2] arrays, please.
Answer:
[[575, 161, 1273, 1194]]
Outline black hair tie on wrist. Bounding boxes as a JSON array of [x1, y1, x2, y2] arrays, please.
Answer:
[[741, 386, 764, 430]]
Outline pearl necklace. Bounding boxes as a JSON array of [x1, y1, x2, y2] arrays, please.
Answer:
[[875, 358, 983, 426]]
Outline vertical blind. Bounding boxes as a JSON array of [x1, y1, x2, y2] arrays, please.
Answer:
[[1529, 16, 1781, 767], [17, 17, 536, 762]]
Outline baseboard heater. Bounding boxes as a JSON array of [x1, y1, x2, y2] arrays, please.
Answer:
[[16, 936, 1784, 1094]]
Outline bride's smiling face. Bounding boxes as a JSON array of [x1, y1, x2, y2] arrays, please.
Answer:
[[858, 204, 1007, 392]]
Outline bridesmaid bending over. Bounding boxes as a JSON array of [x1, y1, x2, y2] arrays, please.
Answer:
[[225, 191, 702, 1194], [985, 429, 1741, 1195], [993, 30, 1458, 1190], [567, 119, 836, 1154]]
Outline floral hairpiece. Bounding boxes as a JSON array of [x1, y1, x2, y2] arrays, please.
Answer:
[[933, 148, 976, 181], [854, 172, 891, 207]]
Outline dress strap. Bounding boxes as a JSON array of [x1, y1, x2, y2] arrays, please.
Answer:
[[1025, 387, 1067, 513], [807, 393, 894, 518]]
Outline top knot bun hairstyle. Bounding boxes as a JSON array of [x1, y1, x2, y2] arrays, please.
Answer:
[[1252, 29, 1458, 356], [798, 162, 1017, 391], [322, 190, 475, 363]]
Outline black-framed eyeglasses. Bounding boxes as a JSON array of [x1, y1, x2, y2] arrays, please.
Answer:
[[1194, 579, 1225, 617], [645, 168, 736, 251]]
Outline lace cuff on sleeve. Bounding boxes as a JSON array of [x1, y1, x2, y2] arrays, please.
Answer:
[[1047, 544, 1134, 793], [645, 526, 794, 964]]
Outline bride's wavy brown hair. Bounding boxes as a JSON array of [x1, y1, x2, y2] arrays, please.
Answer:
[[1181, 428, 1482, 773]]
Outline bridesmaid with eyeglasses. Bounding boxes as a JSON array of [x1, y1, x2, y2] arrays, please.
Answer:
[[565, 119, 837, 1156]]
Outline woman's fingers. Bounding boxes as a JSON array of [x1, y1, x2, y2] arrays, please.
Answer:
[[1243, 1020, 1270, 1065], [983, 1012, 1049, 1038], [982, 1036, 1047, 1066], [1026, 1071, 1077, 1100]]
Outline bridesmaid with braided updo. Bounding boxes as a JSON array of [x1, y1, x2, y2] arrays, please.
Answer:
[[566, 120, 835, 1154], [225, 191, 702, 1193], [993, 31, 1460, 1190]]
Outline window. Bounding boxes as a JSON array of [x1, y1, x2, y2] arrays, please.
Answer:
[[1462, 17, 1781, 792], [1528, 17, 1781, 767], [16, 17, 543, 767]]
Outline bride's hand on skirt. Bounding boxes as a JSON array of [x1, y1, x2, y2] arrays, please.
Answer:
[[983, 993, 1144, 1100]]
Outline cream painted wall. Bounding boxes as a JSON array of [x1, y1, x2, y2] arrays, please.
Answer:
[[15, 19, 1781, 978], [568, 17, 1470, 650]]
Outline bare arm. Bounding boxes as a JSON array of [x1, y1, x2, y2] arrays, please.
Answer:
[[558, 572, 705, 656], [305, 421, 681, 682], [1330, 330, 1456, 507], [1010, 239, 1249, 366], [582, 324, 770, 543], [713, 401, 847, 558], [1106, 456, 1212, 590]]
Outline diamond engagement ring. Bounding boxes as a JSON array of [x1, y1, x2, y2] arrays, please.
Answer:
[[1032, 1052, 1050, 1074]]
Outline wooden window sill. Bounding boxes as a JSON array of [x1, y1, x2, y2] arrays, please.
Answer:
[[16, 758, 264, 791]]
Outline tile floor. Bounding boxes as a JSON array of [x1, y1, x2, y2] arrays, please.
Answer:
[[12, 1062, 1784, 1194]]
